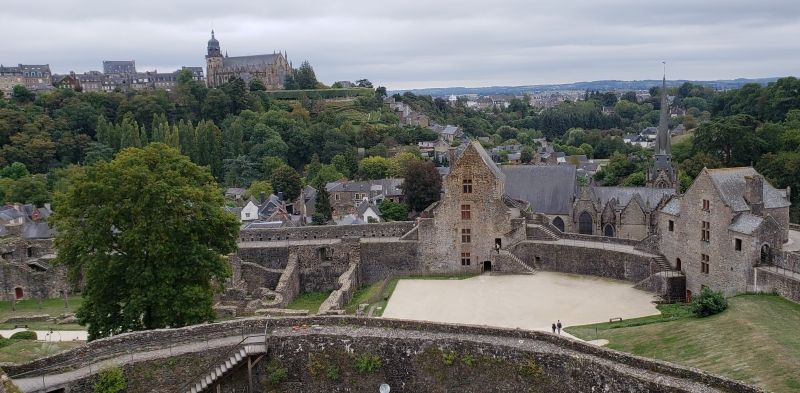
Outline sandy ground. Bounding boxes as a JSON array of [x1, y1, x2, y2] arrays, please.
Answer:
[[0, 328, 87, 341], [382, 272, 660, 332]]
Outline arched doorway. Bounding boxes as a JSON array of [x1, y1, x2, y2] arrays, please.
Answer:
[[15, 287, 23, 300], [676, 258, 682, 271], [604, 224, 614, 237], [552, 217, 565, 232], [578, 212, 593, 235], [760, 244, 770, 265]]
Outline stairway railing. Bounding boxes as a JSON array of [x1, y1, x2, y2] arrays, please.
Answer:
[[174, 321, 269, 393]]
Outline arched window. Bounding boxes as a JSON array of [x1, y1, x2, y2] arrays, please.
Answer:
[[604, 224, 614, 237], [761, 244, 770, 265], [552, 217, 565, 232], [578, 212, 593, 235], [15, 287, 23, 300]]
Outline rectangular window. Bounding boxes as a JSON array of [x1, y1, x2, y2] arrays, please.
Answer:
[[735, 238, 742, 251], [461, 204, 471, 220], [701, 254, 710, 274], [461, 228, 471, 243], [701, 221, 710, 242], [461, 252, 471, 266], [462, 179, 473, 194], [668, 220, 674, 232], [702, 199, 710, 211]]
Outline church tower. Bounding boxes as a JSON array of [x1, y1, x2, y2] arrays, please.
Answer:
[[648, 71, 679, 190], [205, 31, 223, 87]]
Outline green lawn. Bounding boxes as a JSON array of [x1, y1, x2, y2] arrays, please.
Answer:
[[0, 340, 84, 364], [286, 291, 333, 315], [0, 296, 84, 330], [566, 295, 800, 393]]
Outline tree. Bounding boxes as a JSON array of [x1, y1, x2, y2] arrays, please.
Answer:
[[0, 162, 30, 180], [248, 180, 274, 199], [305, 153, 322, 182], [314, 181, 332, 222], [330, 154, 350, 178], [359, 156, 389, 180], [356, 79, 373, 88], [387, 152, 421, 178], [400, 161, 442, 212], [269, 164, 303, 201], [283, 75, 298, 90], [520, 146, 534, 164], [50, 144, 239, 340], [622, 172, 646, 187], [7, 177, 51, 205], [248, 78, 267, 92], [262, 156, 284, 179], [379, 199, 408, 221], [295, 61, 318, 90], [692, 114, 765, 167], [375, 86, 387, 97], [12, 85, 35, 104]]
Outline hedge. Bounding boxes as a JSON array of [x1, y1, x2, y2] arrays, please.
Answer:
[[261, 88, 374, 100], [9, 331, 37, 340]]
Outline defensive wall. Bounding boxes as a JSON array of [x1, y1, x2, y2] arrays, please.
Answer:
[[4, 317, 765, 393]]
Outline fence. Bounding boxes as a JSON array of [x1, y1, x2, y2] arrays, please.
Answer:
[[759, 265, 800, 280]]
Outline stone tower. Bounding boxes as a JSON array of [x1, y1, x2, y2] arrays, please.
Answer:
[[648, 73, 679, 190], [205, 31, 223, 87]]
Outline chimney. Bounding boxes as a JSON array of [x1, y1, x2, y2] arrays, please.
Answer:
[[260, 192, 266, 204], [278, 192, 284, 202], [44, 203, 51, 211], [13, 203, 22, 211], [744, 174, 764, 216], [448, 147, 457, 168]]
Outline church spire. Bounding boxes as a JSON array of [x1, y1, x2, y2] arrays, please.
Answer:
[[648, 63, 678, 190], [654, 66, 670, 156]]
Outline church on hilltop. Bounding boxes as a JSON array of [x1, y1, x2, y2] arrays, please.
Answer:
[[205, 31, 291, 89]]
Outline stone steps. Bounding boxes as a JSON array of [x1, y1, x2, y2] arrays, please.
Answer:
[[526, 224, 560, 241], [185, 336, 267, 393], [499, 250, 538, 275]]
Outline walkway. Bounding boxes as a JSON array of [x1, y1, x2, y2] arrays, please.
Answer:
[[237, 236, 402, 248], [782, 230, 800, 252], [757, 265, 800, 281], [523, 238, 659, 258], [11, 336, 245, 393]]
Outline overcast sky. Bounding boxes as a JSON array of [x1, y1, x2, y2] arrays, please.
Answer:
[[3, 0, 799, 90]]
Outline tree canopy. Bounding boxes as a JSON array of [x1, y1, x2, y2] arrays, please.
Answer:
[[400, 161, 442, 212], [50, 143, 239, 340]]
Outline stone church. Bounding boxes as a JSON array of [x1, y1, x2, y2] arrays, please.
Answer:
[[205, 31, 291, 89]]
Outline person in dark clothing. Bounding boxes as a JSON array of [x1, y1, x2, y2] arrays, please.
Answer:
[[551, 323, 556, 334], [557, 320, 562, 334]]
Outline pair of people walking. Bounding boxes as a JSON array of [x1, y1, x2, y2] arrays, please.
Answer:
[[551, 320, 562, 335]]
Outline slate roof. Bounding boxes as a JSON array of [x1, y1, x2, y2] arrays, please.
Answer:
[[0, 207, 25, 221], [661, 198, 681, 216], [225, 188, 247, 197], [589, 186, 675, 212], [641, 127, 659, 135], [302, 186, 317, 205], [22, 222, 55, 239], [728, 214, 764, 235], [335, 214, 367, 225], [222, 54, 278, 68], [707, 167, 791, 212], [501, 165, 577, 215], [103, 60, 136, 75], [442, 126, 459, 135]]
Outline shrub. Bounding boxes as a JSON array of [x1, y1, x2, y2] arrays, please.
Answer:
[[354, 353, 381, 373], [10, 331, 37, 340], [690, 287, 728, 317], [267, 359, 288, 385], [34, 343, 61, 357], [93, 366, 126, 393]]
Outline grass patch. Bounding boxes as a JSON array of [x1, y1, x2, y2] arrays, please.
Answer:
[[286, 291, 333, 315], [0, 340, 84, 363], [344, 282, 384, 314], [566, 295, 800, 393], [671, 129, 694, 145], [0, 296, 84, 330]]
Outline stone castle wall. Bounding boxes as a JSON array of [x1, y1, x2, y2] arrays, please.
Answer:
[[756, 268, 800, 303], [238, 221, 415, 243], [5, 317, 765, 393]]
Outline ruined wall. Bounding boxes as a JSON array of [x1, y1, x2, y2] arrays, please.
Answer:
[[772, 250, 800, 274], [239, 263, 283, 293], [360, 240, 421, 284], [236, 246, 290, 270], [238, 221, 415, 242], [0, 238, 65, 301], [512, 242, 657, 284]]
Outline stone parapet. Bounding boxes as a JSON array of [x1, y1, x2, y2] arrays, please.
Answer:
[[237, 222, 415, 243]]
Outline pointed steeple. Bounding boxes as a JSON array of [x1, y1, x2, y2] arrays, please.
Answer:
[[654, 70, 670, 156], [648, 64, 678, 190]]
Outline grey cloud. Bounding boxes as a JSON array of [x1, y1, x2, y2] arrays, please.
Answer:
[[2, 0, 800, 90]]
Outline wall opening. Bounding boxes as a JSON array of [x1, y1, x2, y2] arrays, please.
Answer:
[[495, 238, 502, 249], [15, 287, 23, 300], [760, 244, 770, 265], [686, 289, 692, 303], [578, 212, 593, 235], [676, 258, 682, 271], [483, 261, 492, 272], [603, 224, 614, 237], [552, 217, 565, 232]]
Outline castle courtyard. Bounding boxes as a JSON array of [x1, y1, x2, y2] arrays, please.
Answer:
[[382, 272, 661, 331]]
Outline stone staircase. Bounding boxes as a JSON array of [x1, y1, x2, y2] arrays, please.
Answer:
[[526, 224, 560, 241], [497, 250, 538, 275], [184, 336, 267, 393], [650, 255, 671, 271]]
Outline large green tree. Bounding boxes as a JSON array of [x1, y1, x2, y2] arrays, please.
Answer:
[[295, 61, 318, 90], [269, 164, 303, 201], [399, 161, 442, 212], [50, 143, 239, 340]]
